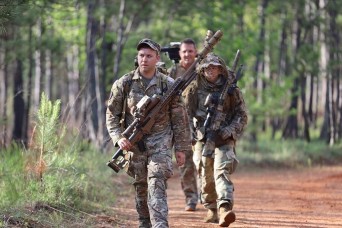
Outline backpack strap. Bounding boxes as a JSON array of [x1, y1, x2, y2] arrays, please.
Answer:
[[161, 76, 168, 95]]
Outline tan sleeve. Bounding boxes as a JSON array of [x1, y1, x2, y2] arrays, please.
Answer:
[[106, 79, 125, 146], [170, 95, 192, 152], [182, 81, 198, 126], [223, 88, 248, 140]]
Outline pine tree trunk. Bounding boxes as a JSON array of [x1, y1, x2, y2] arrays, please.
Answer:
[[23, 25, 34, 147], [300, 73, 310, 142], [99, 0, 109, 150], [328, 0, 341, 142], [319, 0, 328, 141], [282, 3, 303, 139], [45, 49, 52, 99], [272, 8, 288, 139], [322, 0, 340, 145], [251, 0, 268, 142], [33, 18, 42, 110], [0, 41, 8, 146], [85, 0, 100, 144], [13, 59, 26, 144], [282, 77, 299, 139], [66, 45, 80, 126], [113, 0, 126, 81]]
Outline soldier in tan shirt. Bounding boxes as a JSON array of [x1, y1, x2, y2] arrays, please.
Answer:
[[106, 38, 191, 228], [167, 38, 200, 212]]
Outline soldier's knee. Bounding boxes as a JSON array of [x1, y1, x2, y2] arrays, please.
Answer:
[[218, 172, 233, 185], [148, 163, 173, 180], [226, 158, 238, 174], [216, 151, 238, 175], [216, 160, 238, 177], [148, 152, 173, 179], [134, 182, 148, 197]]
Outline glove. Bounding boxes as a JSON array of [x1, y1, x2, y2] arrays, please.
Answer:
[[219, 128, 232, 141]]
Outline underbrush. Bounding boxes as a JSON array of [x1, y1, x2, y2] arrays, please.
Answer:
[[0, 94, 119, 227], [237, 138, 342, 169], [0, 141, 119, 227], [1, 94, 342, 227]]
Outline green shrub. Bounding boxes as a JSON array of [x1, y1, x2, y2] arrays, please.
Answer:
[[237, 138, 342, 168]]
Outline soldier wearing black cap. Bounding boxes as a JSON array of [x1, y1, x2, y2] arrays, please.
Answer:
[[106, 38, 191, 227]]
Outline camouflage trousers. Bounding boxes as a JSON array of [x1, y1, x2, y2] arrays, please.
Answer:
[[127, 150, 173, 228], [179, 150, 198, 206], [193, 140, 239, 209], [192, 144, 203, 200]]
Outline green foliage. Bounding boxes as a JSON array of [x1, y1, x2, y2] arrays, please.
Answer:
[[0, 0, 30, 34], [36, 92, 62, 153], [0, 95, 118, 225], [238, 138, 342, 168], [0, 141, 118, 226], [0, 144, 25, 207]]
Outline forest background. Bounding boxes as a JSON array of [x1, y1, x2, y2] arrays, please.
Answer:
[[1, 0, 342, 147], [0, 0, 342, 226]]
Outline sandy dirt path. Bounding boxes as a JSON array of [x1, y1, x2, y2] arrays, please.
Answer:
[[101, 165, 342, 228]]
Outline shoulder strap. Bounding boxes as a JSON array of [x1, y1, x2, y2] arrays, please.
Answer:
[[169, 64, 178, 79], [161, 76, 168, 95]]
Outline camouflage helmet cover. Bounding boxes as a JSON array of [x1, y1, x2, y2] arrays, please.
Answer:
[[197, 53, 229, 78]]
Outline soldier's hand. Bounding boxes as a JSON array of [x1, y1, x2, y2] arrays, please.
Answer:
[[219, 128, 232, 140], [175, 151, 185, 167], [118, 138, 133, 151], [196, 127, 206, 142]]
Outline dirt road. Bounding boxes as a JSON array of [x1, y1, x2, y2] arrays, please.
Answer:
[[103, 165, 342, 227]]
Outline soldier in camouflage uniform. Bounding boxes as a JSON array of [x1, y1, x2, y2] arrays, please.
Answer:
[[167, 38, 199, 212], [183, 53, 248, 227], [106, 39, 191, 228]]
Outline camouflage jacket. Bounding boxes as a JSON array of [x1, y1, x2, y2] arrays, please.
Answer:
[[106, 68, 191, 154], [167, 63, 187, 80], [183, 72, 248, 142]]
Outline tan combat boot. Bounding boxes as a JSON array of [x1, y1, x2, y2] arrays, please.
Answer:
[[204, 208, 219, 223], [219, 204, 236, 227]]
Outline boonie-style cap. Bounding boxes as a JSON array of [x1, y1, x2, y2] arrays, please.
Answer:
[[137, 38, 161, 53], [201, 53, 222, 68]]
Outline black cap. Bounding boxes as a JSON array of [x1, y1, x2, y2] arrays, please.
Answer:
[[137, 38, 161, 53]]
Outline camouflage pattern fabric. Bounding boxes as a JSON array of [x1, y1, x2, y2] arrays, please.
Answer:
[[193, 141, 238, 209], [192, 144, 203, 202], [182, 53, 248, 210], [168, 64, 199, 208], [167, 63, 187, 80], [129, 150, 173, 227], [179, 150, 198, 206], [106, 68, 191, 227]]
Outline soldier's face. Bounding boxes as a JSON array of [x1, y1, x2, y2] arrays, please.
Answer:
[[179, 43, 197, 68], [204, 65, 220, 83], [138, 48, 160, 76]]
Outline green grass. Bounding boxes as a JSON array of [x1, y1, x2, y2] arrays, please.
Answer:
[[1, 138, 342, 226], [237, 138, 342, 168], [0, 142, 120, 227], [1, 94, 342, 226], [0, 93, 122, 227]]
